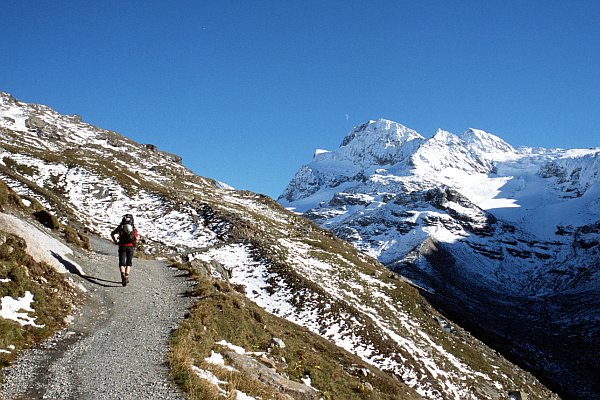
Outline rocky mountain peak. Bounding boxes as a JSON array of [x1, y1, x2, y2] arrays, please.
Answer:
[[280, 118, 600, 400], [335, 119, 424, 167], [340, 118, 423, 146], [430, 128, 458, 142], [411, 128, 495, 174], [459, 128, 518, 160]]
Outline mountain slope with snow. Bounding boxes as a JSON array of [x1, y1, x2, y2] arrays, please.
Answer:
[[0, 93, 560, 399], [280, 118, 600, 400]]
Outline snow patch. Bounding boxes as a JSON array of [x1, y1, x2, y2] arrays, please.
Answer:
[[216, 340, 247, 355], [0, 291, 45, 328], [191, 365, 227, 395], [205, 351, 237, 372]]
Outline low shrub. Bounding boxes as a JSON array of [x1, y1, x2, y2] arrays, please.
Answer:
[[33, 210, 60, 230], [0, 180, 24, 211], [63, 227, 91, 250]]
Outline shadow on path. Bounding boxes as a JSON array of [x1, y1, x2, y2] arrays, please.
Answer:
[[51, 251, 122, 288]]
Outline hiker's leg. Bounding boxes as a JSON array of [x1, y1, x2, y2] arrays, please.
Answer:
[[124, 247, 134, 284], [125, 247, 134, 271], [118, 247, 127, 271], [118, 247, 128, 286], [119, 267, 126, 286]]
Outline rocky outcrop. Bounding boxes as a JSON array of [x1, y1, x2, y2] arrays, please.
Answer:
[[144, 143, 183, 164], [189, 258, 232, 280], [25, 116, 47, 130], [224, 351, 319, 400]]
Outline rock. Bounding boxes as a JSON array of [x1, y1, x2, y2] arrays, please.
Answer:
[[144, 144, 183, 164], [145, 144, 158, 152], [259, 355, 277, 369], [24, 116, 62, 140], [224, 351, 318, 400], [270, 337, 286, 349], [189, 259, 232, 280], [25, 116, 47, 130]]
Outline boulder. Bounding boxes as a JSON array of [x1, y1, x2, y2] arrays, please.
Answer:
[[190, 259, 232, 280], [270, 337, 286, 349], [25, 116, 47, 130], [224, 351, 319, 400]]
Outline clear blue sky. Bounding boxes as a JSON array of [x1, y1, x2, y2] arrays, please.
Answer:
[[2, 1, 599, 198]]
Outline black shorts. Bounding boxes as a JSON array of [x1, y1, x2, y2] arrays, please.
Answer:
[[118, 246, 135, 267]]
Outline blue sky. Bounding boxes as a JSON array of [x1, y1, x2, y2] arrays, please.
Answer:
[[2, 1, 599, 198]]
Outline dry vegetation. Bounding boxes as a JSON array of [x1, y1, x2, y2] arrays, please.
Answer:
[[168, 263, 418, 400], [0, 181, 83, 370]]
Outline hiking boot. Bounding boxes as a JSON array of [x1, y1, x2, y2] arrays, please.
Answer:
[[121, 272, 126, 287], [125, 273, 130, 286]]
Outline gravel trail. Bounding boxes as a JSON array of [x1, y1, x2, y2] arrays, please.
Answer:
[[1, 236, 195, 400]]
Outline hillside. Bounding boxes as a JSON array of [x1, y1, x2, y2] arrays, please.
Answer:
[[280, 119, 600, 400], [0, 93, 558, 399]]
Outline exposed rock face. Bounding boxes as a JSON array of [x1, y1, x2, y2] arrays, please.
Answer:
[[280, 118, 600, 400], [189, 258, 232, 280], [225, 351, 319, 400], [25, 116, 47, 130], [145, 143, 183, 164]]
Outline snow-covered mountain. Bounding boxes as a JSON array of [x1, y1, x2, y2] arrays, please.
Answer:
[[280, 118, 600, 400], [0, 93, 563, 399]]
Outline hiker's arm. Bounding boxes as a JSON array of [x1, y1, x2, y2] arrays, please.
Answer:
[[111, 227, 119, 244]]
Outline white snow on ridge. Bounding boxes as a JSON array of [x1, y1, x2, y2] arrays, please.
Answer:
[[197, 241, 495, 399], [281, 119, 600, 261]]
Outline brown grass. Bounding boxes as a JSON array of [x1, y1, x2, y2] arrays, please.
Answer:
[[168, 264, 418, 400], [0, 231, 80, 369]]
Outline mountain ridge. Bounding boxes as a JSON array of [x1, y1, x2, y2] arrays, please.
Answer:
[[279, 118, 600, 399], [0, 92, 562, 399]]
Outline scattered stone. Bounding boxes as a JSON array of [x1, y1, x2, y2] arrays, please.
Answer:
[[270, 337, 286, 349]]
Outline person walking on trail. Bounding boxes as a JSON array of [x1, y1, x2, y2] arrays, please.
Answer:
[[110, 213, 138, 286]]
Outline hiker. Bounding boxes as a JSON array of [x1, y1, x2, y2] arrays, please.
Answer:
[[110, 213, 138, 286]]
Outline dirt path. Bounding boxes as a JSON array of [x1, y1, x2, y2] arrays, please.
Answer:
[[1, 236, 195, 400]]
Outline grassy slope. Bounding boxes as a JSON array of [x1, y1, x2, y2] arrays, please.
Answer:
[[0, 181, 81, 370], [0, 101, 558, 399], [169, 266, 419, 400]]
